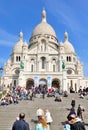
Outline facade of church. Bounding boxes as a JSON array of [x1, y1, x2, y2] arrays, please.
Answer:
[[3, 9, 88, 92]]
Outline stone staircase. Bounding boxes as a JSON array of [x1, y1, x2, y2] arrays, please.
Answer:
[[0, 101, 32, 130], [0, 94, 88, 130]]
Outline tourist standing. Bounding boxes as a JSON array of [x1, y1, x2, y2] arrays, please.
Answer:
[[45, 109, 53, 130], [77, 104, 84, 120], [36, 108, 44, 120], [12, 113, 30, 130], [71, 98, 75, 108], [42, 87, 46, 99]]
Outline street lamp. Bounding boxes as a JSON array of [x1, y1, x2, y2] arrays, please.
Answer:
[[0, 67, 3, 90], [0, 67, 3, 72]]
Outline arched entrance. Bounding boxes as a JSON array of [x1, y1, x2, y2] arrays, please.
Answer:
[[39, 78, 47, 87], [26, 78, 34, 90], [52, 78, 60, 89]]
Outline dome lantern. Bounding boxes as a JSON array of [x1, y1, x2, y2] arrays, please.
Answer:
[[19, 31, 23, 41], [64, 31, 68, 41], [42, 9, 46, 22]]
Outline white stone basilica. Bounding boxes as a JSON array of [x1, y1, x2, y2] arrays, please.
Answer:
[[3, 9, 88, 92]]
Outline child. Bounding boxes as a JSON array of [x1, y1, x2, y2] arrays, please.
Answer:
[[64, 121, 70, 130]]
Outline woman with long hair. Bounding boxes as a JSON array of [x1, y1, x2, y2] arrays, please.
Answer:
[[35, 116, 48, 130]]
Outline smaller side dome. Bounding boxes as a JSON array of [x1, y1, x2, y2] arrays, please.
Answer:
[[64, 32, 75, 53], [13, 32, 24, 53]]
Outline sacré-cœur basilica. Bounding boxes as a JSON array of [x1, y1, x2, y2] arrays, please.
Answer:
[[3, 9, 88, 92]]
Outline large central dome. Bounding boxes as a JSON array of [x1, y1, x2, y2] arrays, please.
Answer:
[[32, 9, 56, 37]]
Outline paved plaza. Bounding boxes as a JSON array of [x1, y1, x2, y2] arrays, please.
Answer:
[[0, 93, 88, 130]]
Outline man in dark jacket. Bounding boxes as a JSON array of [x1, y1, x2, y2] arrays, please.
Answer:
[[69, 114, 86, 130], [12, 113, 30, 130]]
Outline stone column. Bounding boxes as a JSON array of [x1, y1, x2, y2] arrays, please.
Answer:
[[62, 70, 67, 91], [18, 69, 24, 87]]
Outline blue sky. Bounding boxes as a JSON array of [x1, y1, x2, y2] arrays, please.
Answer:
[[0, 0, 88, 76]]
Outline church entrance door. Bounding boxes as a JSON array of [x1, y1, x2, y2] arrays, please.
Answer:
[[52, 78, 60, 89], [26, 78, 34, 90], [39, 79, 47, 88]]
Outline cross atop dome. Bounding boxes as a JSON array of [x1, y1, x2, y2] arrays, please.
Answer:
[[19, 31, 23, 41], [64, 31, 68, 41], [42, 8, 46, 22]]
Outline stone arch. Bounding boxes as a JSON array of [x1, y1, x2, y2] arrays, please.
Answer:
[[39, 78, 47, 87], [52, 78, 60, 89], [26, 78, 34, 90]]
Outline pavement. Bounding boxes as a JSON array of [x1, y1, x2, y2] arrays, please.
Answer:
[[0, 93, 88, 130]]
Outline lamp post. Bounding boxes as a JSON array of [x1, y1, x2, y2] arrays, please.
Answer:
[[0, 67, 3, 91]]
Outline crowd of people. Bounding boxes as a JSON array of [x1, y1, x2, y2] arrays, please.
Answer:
[[0, 85, 87, 130], [0, 85, 64, 106], [11, 100, 86, 130]]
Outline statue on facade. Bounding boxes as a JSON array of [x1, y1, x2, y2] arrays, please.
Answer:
[[20, 61, 24, 69], [62, 60, 65, 70]]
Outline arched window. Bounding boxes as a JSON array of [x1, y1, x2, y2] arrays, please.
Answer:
[[16, 56, 18, 61], [69, 56, 71, 62], [67, 56, 69, 61], [14, 80, 16, 86], [19, 56, 20, 61], [67, 56, 71, 62], [16, 56, 21, 62], [31, 64, 33, 72], [52, 59, 56, 72], [41, 57, 46, 69]]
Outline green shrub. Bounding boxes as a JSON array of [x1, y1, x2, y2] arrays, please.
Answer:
[[0, 91, 2, 99]]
